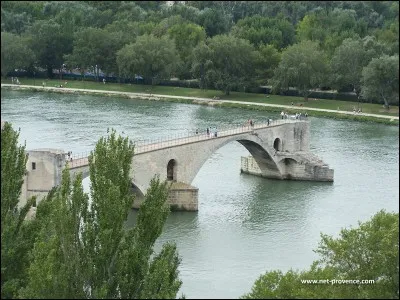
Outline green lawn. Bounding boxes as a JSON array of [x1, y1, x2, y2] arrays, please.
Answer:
[[2, 77, 398, 117]]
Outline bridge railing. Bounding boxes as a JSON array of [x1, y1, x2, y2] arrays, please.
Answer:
[[67, 150, 91, 168], [133, 118, 304, 153], [66, 118, 306, 160]]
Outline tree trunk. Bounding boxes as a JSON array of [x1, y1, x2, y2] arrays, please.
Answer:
[[47, 66, 53, 79]]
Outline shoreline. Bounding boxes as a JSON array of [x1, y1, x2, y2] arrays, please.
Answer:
[[2, 84, 398, 126]]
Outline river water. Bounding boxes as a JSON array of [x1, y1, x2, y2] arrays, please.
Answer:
[[1, 90, 399, 299]]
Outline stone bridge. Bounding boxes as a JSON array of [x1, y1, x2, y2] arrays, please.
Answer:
[[20, 119, 333, 211]]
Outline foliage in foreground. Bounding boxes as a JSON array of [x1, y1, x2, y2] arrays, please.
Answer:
[[1, 122, 36, 299], [242, 210, 399, 299], [1, 123, 182, 299]]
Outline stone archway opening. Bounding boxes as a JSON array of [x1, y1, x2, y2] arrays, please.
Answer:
[[167, 159, 177, 181], [273, 138, 281, 151]]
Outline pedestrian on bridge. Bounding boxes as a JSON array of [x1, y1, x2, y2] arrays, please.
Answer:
[[206, 127, 209, 136]]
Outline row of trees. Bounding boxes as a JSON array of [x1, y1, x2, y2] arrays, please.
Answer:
[[1, 1, 399, 105], [1, 123, 183, 299], [2, 122, 399, 299]]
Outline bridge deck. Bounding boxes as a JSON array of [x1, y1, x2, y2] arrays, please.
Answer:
[[68, 119, 305, 169]]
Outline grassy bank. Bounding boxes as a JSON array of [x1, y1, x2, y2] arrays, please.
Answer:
[[2, 77, 399, 126]]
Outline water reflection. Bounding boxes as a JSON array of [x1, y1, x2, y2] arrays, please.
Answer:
[[1, 90, 398, 299]]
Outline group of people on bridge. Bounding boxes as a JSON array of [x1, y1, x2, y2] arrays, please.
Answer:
[[280, 111, 308, 120], [205, 127, 218, 138]]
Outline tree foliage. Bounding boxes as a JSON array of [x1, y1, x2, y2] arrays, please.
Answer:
[[64, 27, 124, 78], [330, 38, 370, 96], [167, 22, 206, 79], [1, 32, 35, 77], [271, 40, 328, 100], [20, 129, 182, 298], [117, 34, 179, 85], [254, 44, 281, 84], [232, 14, 295, 49], [26, 19, 73, 78], [1, 122, 37, 299], [242, 210, 399, 299], [361, 54, 399, 108], [0, 0, 398, 102], [192, 34, 258, 95]]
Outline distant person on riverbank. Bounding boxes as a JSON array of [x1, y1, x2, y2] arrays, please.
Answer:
[[280, 111, 284, 119], [206, 127, 209, 136], [103, 78, 106, 84]]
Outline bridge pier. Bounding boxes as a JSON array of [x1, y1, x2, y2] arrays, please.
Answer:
[[240, 155, 334, 182], [132, 182, 198, 211]]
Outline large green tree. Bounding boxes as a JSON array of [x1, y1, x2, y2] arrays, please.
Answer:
[[1, 32, 35, 77], [167, 22, 206, 79], [254, 44, 281, 85], [192, 34, 258, 95], [330, 38, 371, 97], [1, 122, 36, 299], [27, 19, 73, 78], [116, 34, 179, 85], [361, 54, 399, 108], [64, 27, 124, 79], [21, 129, 182, 298], [242, 210, 399, 299], [271, 40, 328, 101]]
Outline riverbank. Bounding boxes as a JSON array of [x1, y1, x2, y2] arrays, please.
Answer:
[[1, 83, 398, 126]]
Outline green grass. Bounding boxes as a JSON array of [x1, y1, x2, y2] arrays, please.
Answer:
[[2, 77, 399, 118]]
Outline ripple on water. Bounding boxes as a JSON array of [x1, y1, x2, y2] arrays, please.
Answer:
[[1, 90, 398, 299]]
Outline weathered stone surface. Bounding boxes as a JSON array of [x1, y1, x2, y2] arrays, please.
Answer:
[[19, 120, 333, 211]]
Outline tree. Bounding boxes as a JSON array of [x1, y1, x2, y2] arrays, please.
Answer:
[[270, 40, 328, 101], [1, 32, 35, 77], [242, 210, 399, 299], [254, 44, 281, 84], [27, 19, 73, 78], [21, 129, 182, 298], [192, 34, 258, 95], [1, 122, 36, 299], [330, 38, 370, 98], [361, 55, 399, 108], [191, 41, 213, 90], [198, 7, 232, 37], [232, 14, 295, 49], [167, 22, 206, 79], [64, 27, 124, 79], [116, 34, 179, 85]]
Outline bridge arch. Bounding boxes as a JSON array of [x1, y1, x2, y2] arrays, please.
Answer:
[[69, 167, 146, 202], [185, 134, 284, 185]]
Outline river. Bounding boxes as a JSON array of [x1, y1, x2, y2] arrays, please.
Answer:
[[1, 90, 399, 299]]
